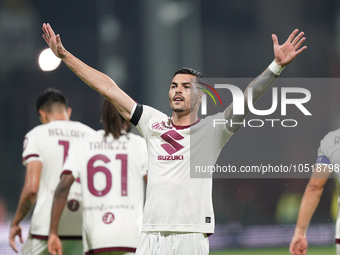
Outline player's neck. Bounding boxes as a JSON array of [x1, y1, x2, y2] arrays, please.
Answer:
[[172, 112, 198, 126], [48, 112, 70, 122]]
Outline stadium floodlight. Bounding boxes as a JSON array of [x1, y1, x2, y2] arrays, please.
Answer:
[[38, 48, 61, 71]]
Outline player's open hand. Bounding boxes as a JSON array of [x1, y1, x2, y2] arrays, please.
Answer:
[[42, 23, 67, 59], [9, 223, 23, 253], [272, 29, 307, 68], [289, 234, 308, 255], [48, 233, 63, 255]]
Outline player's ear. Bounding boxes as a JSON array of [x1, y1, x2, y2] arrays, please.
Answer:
[[197, 89, 203, 104], [67, 107, 72, 118], [38, 109, 48, 124], [197, 95, 202, 105]]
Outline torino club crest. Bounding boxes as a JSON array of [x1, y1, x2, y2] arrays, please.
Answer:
[[67, 199, 79, 211], [102, 212, 114, 224], [152, 121, 172, 131], [152, 122, 165, 131]]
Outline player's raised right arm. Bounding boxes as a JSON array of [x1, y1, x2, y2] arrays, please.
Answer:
[[42, 23, 135, 121], [224, 29, 307, 133]]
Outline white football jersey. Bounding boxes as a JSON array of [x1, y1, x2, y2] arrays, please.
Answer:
[[315, 129, 340, 240], [131, 104, 233, 234], [62, 130, 148, 253], [22, 120, 95, 239]]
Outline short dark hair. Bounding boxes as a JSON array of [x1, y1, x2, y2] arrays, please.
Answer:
[[173, 67, 204, 82], [36, 88, 69, 113], [101, 99, 131, 139]]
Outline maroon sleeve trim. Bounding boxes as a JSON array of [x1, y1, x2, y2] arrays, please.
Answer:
[[31, 234, 82, 240], [22, 154, 39, 163], [60, 170, 72, 178], [86, 247, 136, 254], [336, 239, 340, 244]]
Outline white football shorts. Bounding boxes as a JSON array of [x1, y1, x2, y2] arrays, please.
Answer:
[[19, 234, 82, 255], [135, 232, 209, 255]]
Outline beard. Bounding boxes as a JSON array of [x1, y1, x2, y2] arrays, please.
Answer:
[[171, 105, 184, 112], [170, 98, 186, 112]]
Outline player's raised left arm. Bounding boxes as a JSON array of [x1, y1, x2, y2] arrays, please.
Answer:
[[225, 29, 307, 133], [48, 173, 74, 255]]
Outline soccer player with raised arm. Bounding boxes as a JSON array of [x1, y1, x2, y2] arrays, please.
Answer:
[[9, 88, 95, 255], [48, 99, 148, 255], [42, 23, 307, 254], [289, 132, 339, 255]]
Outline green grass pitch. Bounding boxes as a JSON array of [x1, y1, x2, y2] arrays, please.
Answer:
[[210, 246, 335, 255]]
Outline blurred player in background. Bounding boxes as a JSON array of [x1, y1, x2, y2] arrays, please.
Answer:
[[9, 88, 95, 255], [47, 99, 148, 255], [42, 23, 306, 254], [290, 131, 340, 255]]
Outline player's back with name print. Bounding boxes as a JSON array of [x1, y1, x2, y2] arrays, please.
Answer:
[[68, 130, 147, 249], [23, 120, 95, 237], [24, 120, 95, 191]]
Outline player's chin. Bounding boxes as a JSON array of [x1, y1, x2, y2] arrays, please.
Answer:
[[171, 105, 184, 112]]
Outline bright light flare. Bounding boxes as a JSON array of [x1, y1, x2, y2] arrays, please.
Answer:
[[38, 48, 61, 71]]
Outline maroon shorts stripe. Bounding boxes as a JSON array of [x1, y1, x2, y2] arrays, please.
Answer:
[[22, 154, 39, 163], [85, 247, 136, 255], [31, 234, 82, 240], [31, 234, 48, 240]]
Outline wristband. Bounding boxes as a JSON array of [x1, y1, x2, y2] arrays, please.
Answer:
[[268, 60, 284, 75]]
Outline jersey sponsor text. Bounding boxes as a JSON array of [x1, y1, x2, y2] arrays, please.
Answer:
[[157, 155, 184, 160]]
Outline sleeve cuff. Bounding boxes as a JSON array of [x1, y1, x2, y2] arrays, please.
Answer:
[[60, 170, 73, 178], [22, 154, 40, 166]]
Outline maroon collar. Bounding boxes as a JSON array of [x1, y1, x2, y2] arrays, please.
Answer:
[[171, 119, 201, 130]]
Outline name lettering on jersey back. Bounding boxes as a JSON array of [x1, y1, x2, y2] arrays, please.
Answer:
[[90, 141, 126, 150], [49, 128, 87, 138], [158, 130, 185, 160], [335, 136, 340, 145]]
